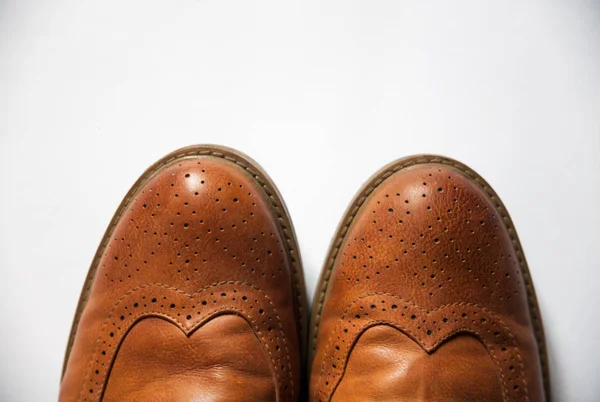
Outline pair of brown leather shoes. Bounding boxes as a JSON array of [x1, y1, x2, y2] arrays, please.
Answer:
[[60, 145, 549, 401]]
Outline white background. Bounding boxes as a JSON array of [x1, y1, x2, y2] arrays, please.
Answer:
[[1, 1, 599, 400]]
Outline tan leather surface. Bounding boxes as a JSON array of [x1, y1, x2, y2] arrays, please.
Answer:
[[104, 315, 275, 401], [60, 154, 301, 401], [310, 163, 545, 401], [332, 328, 501, 402]]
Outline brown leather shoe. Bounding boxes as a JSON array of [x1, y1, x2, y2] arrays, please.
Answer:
[[309, 155, 549, 401], [60, 145, 307, 401]]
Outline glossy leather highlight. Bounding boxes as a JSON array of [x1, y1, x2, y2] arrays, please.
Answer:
[[310, 158, 548, 401], [60, 146, 306, 402]]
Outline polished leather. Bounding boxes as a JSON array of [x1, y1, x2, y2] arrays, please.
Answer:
[[60, 147, 303, 401], [310, 159, 547, 401]]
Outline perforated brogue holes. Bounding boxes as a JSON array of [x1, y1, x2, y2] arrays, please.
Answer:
[[86, 158, 297, 400], [337, 165, 520, 302], [82, 282, 293, 401], [318, 294, 527, 401], [100, 160, 288, 287]]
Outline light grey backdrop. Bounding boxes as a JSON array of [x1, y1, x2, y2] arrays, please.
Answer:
[[1, 1, 599, 400]]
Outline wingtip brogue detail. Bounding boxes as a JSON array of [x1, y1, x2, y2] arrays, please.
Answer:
[[310, 156, 548, 401], [61, 146, 306, 402], [315, 294, 528, 401], [80, 281, 295, 401]]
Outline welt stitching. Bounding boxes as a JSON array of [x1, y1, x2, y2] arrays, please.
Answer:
[[66, 146, 305, 376], [79, 281, 293, 400], [311, 156, 547, 393]]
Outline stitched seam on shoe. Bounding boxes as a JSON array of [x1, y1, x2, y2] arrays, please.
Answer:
[[79, 281, 293, 401], [334, 294, 528, 398], [65, 147, 305, 379], [317, 293, 528, 401], [319, 322, 507, 401], [311, 156, 546, 395]]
